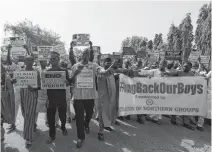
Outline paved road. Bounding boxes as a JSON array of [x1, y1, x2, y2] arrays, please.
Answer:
[[1, 108, 211, 152]]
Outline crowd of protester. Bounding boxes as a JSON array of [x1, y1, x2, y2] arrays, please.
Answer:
[[1, 42, 211, 149]]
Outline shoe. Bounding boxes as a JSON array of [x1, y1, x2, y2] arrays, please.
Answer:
[[76, 139, 83, 148], [137, 118, 144, 124], [46, 137, 55, 144], [189, 120, 196, 125], [72, 116, 76, 121], [1, 137, 5, 142], [85, 127, 90, 134], [118, 116, 124, 121], [25, 140, 32, 148], [45, 122, 49, 127], [152, 120, 161, 125], [183, 124, 194, 130], [197, 126, 204, 131], [67, 117, 72, 123], [171, 120, 177, 125], [7, 124, 16, 132], [125, 116, 131, 120], [98, 133, 104, 141], [34, 124, 37, 132], [62, 128, 68, 136], [145, 116, 151, 121], [104, 127, 113, 132], [115, 121, 120, 126]]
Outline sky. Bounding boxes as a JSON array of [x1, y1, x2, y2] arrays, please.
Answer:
[[0, 0, 210, 54]]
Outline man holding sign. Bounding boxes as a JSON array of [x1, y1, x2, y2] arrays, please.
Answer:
[[45, 52, 70, 144], [70, 48, 115, 148]]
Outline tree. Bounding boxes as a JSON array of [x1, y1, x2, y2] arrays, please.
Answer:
[[147, 40, 153, 50], [121, 37, 131, 48], [4, 19, 63, 46], [195, 3, 211, 55], [167, 23, 175, 51], [121, 36, 148, 52], [153, 34, 159, 50], [179, 13, 194, 61], [153, 33, 163, 50]]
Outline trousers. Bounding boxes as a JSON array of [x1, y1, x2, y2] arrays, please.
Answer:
[[73, 99, 94, 140], [47, 103, 67, 138]]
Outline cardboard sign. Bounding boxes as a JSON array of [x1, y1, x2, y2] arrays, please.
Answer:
[[11, 51, 26, 58], [189, 51, 200, 62], [37, 46, 53, 61], [200, 55, 210, 64], [101, 54, 110, 59], [72, 34, 90, 47], [53, 44, 66, 56], [111, 54, 121, 61], [41, 71, 66, 89], [148, 52, 159, 62], [93, 46, 101, 54], [10, 46, 27, 58], [13, 71, 38, 88], [3, 37, 25, 47], [77, 65, 93, 88], [123, 47, 136, 55], [113, 52, 121, 55], [137, 51, 147, 58], [165, 51, 182, 60]]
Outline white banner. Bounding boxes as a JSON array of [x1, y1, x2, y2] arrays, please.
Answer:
[[41, 71, 66, 89], [13, 71, 38, 88], [77, 65, 93, 88], [118, 74, 207, 117]]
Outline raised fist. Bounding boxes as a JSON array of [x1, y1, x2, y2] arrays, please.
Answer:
[[7, 44, 12, 50], [70, 41, 74, 48], [89, 41, 93, 46]]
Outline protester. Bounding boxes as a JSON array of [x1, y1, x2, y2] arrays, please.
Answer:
[[19, 55, 40, 148], [35, 60, 48, 130], [4, 45, 21, 132], [97, 57, 120, 138], [70, 46, 117, 148], [46, 52, 69, 144], [164, 61, 197, 130], [60, 61, 72, 123], [146, 60, 167, 125], [1, 63, 17, 137]]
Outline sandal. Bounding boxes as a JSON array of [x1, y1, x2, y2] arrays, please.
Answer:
[[25, 141, 32, 148], [98, 133, 104, 141], [46, 137, 55, 144], [62, 128, 68, 136]]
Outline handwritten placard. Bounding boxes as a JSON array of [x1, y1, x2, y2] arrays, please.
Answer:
[[13, 71, 38, 88], [77, 65, 93, 88], [37, 46, 53, 61]]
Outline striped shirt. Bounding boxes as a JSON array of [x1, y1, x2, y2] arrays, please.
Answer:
[[71, 62, 100, 100]]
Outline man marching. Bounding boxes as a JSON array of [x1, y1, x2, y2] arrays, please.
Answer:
[[70, 47, 115, 148], [46, 52, 69, 144]]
